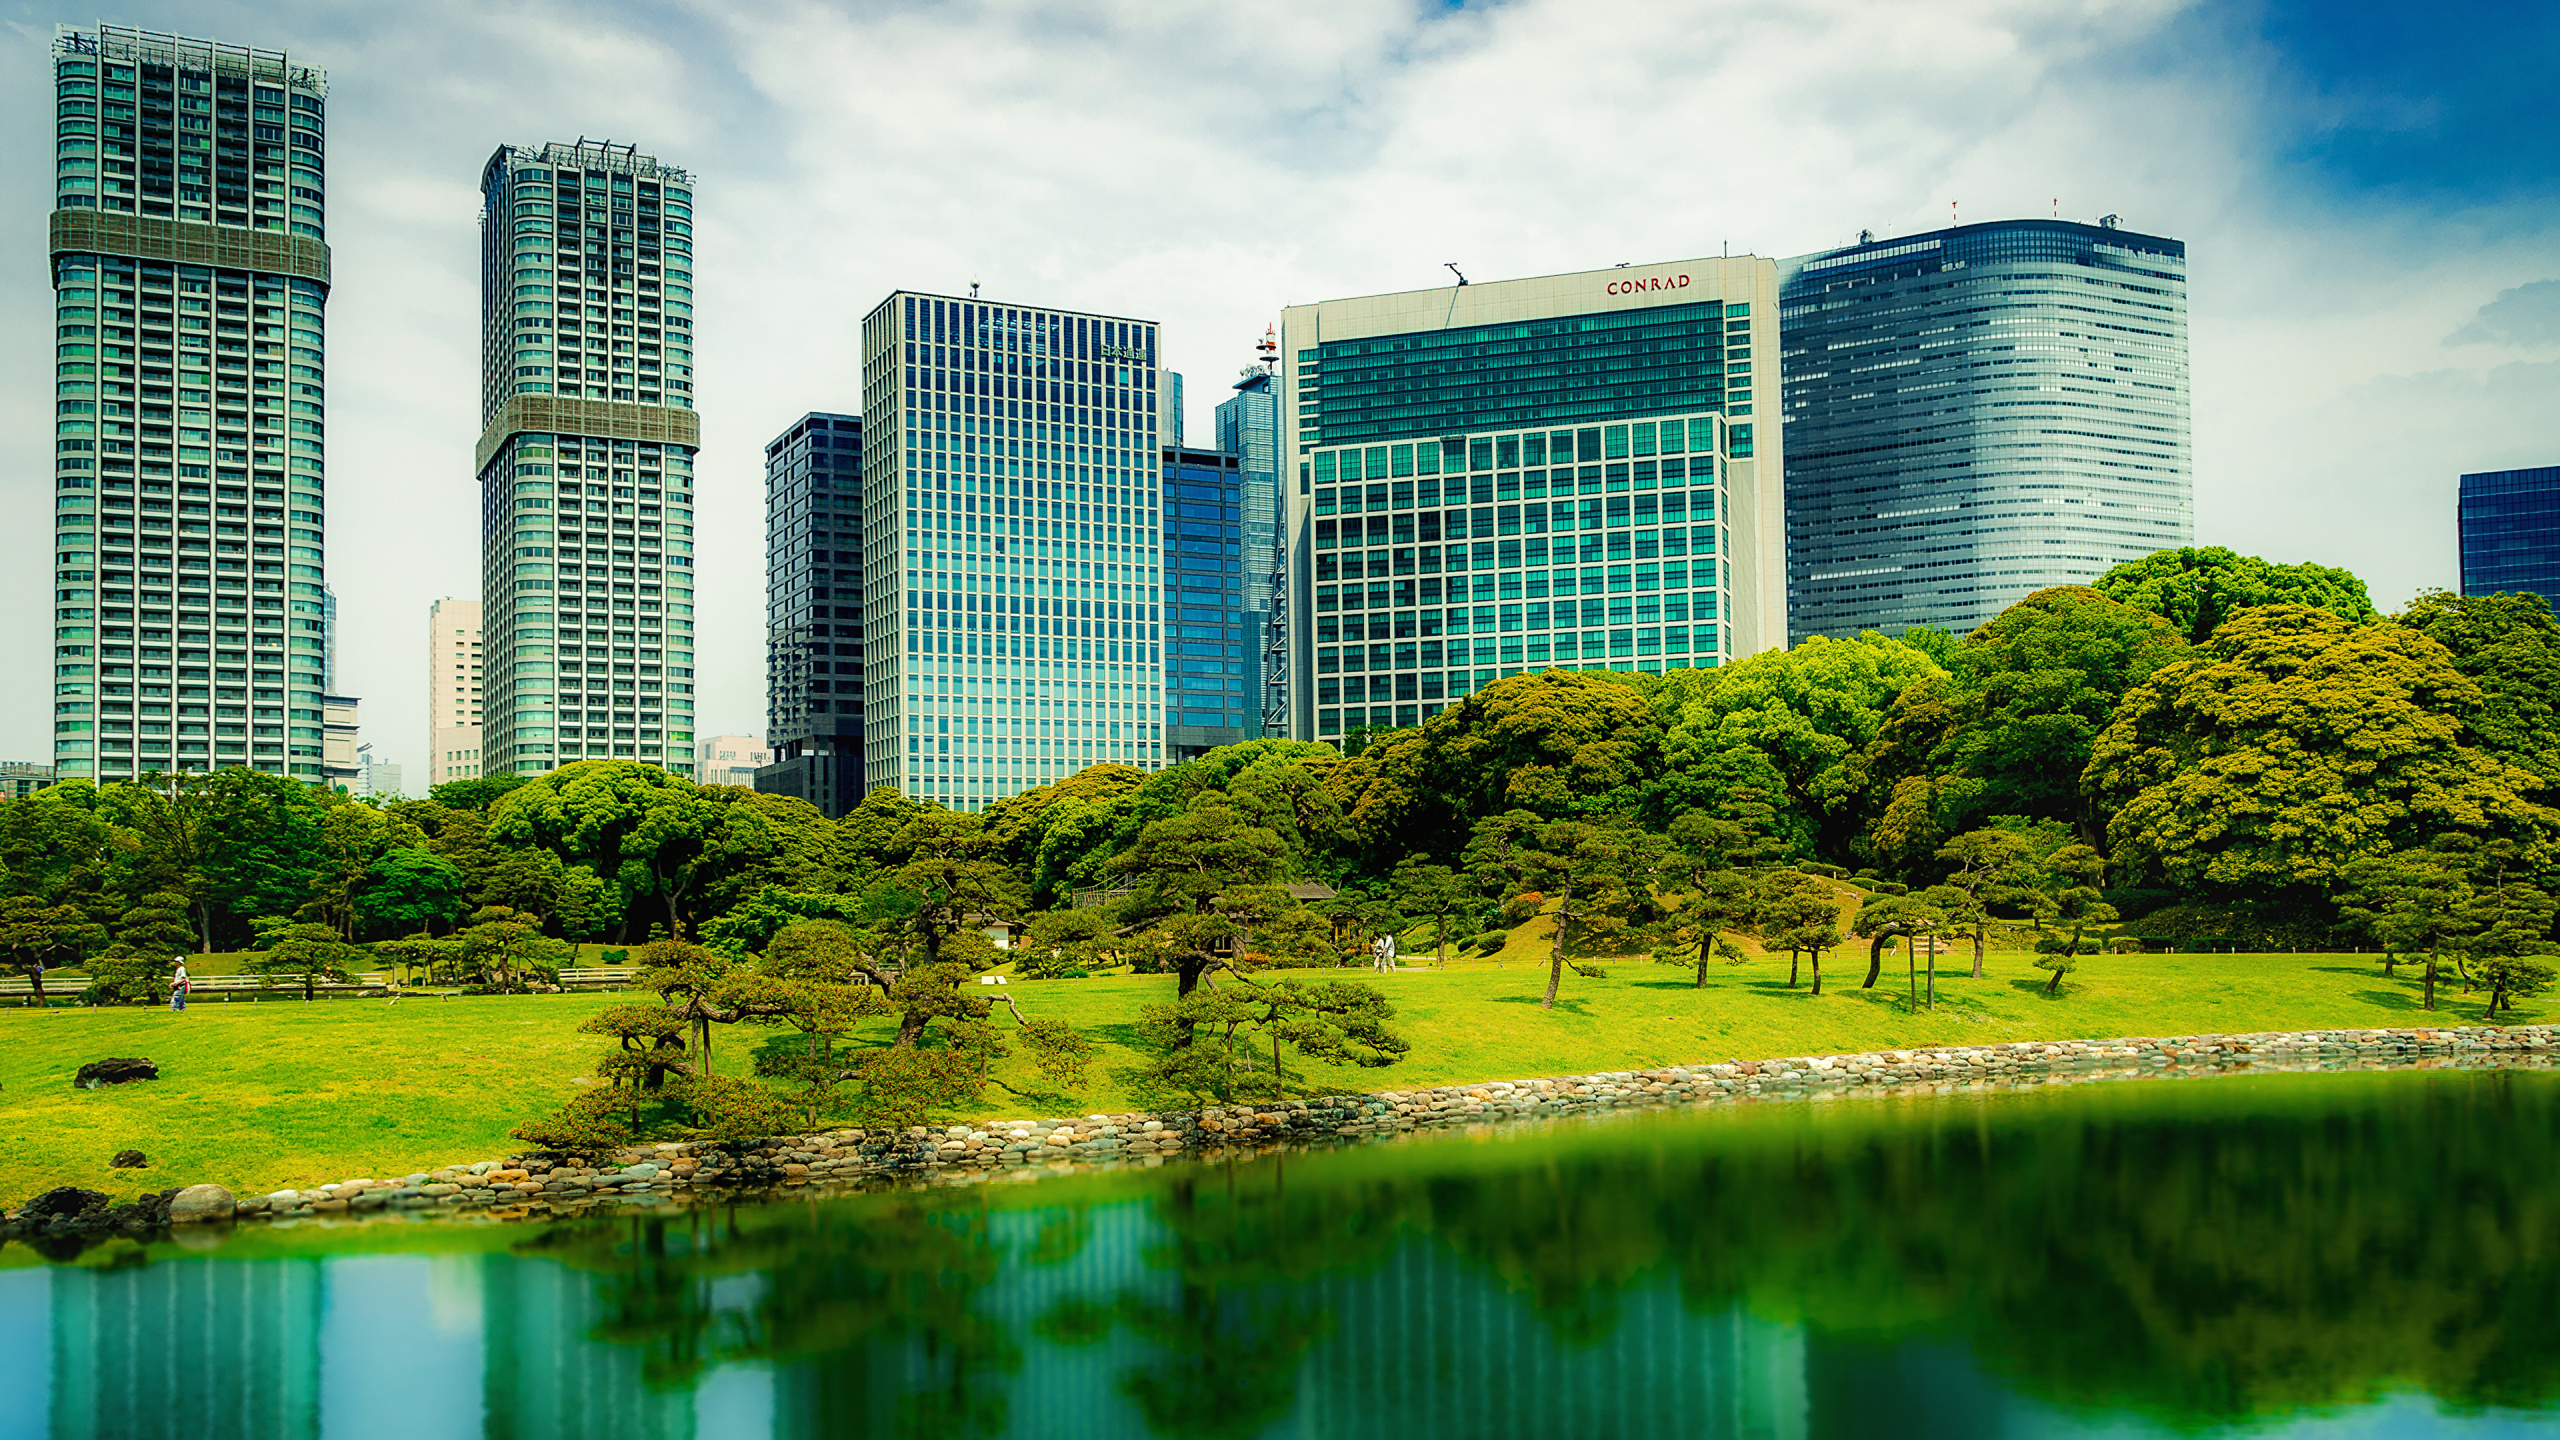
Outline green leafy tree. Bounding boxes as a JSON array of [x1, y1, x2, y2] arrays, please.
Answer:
[[1106, 798, 1291, 1000], [353, 847, 466, 938], [1136, 977, 1407, 1103], [1756, 870, 1844, 994], [1931, 828, 2039, 978], [84, 891, 195, 1005], [2029, 845, 2117, 994], [2392, 589, 2560, 791], [2087, 606, 2559, 902], [1388, 855, 1472, 967], [2339, 841, 2481, 1011], [1647, 812, 1766, 988], [1852, 892, 1946, 992], [0, 897, 109, 1007], [449, 905, 573, 994], [2095, 545, 2379, 643], [1466, 811, 1661, 1010], [247, 920, 368, 1001]]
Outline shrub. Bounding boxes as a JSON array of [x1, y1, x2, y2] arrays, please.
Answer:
[[1473, 929, 1509, 953]]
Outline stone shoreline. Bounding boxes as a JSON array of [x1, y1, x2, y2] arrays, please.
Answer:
[[10, 1023, 2556, 1241]]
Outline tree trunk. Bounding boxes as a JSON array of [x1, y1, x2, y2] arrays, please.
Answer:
[[1695, 935, 1710, 988], [1542, 883, 1572, 1010], [1972, 926, 1985, 980], [895, 1009, 928, 1048], [1908, 942, 1917, 1009], [2044, 964, 2063, 996], [1864, 934, 1886, 988], [1810, 948, 1823, 996], [2424, 947, 2437, 1011], [1436, 920, 1447, 969], [26, 966, 46, 1010], [1788, 950, 1800, 988], [1926, 939, 1937, 1009]]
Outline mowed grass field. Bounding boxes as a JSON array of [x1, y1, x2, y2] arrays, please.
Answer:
[[0, 943, 2528, 1209]]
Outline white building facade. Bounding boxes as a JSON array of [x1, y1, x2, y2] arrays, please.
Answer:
[[427, 596, 483, 785]]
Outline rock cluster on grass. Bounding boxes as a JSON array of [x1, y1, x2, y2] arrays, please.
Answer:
[[73, 1057, 159, 1089], [7, 1025, 2556, 1239]]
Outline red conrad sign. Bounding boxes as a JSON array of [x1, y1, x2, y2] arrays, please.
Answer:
[[1607, 274, 1691, 295]]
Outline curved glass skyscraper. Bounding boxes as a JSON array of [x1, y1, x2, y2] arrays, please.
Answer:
[[1779, 219, 2191, 638]]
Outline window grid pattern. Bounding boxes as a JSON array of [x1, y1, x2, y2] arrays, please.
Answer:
[[761, 412, 864, 817], [2459, 466, 2560, 612], [860, 292, 1166, 813], [50, 25, 329, 783], [1780, 219, 2193, 638]]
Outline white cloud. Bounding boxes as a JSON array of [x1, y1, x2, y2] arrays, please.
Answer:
[[0, 0, 2549, 774]]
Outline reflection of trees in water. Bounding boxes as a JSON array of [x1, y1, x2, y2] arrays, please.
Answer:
[[521, 1197, 1022, 1440], [539, 1071, 2560, 1433]]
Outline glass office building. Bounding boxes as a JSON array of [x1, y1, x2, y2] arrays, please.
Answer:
[[473, 140, 699, 776], [1280, 259, 1785, 740], [1217, 367, 1284, 732], [1161, 444, 1255, 757], [1779, 219, 2192, 638], [2459, 465, 2560, 610], [46, 25, 332, 783], [858, 292, 1166, 808], [758, 411, 865, 817]]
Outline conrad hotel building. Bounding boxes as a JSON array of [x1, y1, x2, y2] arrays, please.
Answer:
[[1280, 258, 1786, 740]]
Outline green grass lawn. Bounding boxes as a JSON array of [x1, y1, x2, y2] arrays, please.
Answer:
[[1, 948, 2527, 1210]]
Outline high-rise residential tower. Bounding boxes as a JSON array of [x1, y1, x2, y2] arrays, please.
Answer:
[[1779, 219, 2192, 638], [758, 411, 865, 817], [1160, 443, 1254, 757], [474, 141, 699, 777], [47, 25, 332, 783], [1216, 352, 1283, 732], [857, 291, 1167, 810], [2459, 464, 2560, 610], [1280, 258, 1784, 741], [427, 596, 483, 785]]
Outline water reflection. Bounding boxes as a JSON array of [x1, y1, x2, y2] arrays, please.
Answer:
[[11, 1068, 2560, 1439]]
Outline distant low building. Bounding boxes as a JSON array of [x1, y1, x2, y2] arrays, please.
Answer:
[[695, 735, 769, 788], [1, 761, 57, 799]]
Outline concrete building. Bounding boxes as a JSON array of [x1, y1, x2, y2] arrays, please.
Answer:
[[426, 596, 484, 786], [1216, 339, 1284, 732], [319, 691, 358, 789], [352, 743, 400, 798], [858, 290, 1168, 810], [695, 734, 770, 788], [1160, 443, 1256, 758], [757, 411, 866, 817], [474, 139, 700, 777], [1280, 258, 1783, 740], [46, 24, 334, 784], [1778, 219, 2193, 637], [2459, 465, 2560, 611], [1, 762, 59, 799]]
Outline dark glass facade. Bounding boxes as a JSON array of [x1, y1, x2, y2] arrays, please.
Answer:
[[1780, 219, 2192, 638], [1302, 301, 1733, 448], [1216, 370, 1282, 731], [2459, 465, 2560, 609], [1161, 445, 1254, 755], [757, 411, 864, 817]]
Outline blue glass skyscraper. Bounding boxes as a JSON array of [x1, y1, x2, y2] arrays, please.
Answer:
[[758, 411, 864, 817], [1160, 443, 1253, 757], [1217, 365, 1281, 732], [1779, 219, 2192, 637], [2459, 465, 2560, 609]]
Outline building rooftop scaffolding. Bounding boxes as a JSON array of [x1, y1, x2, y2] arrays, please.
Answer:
[[57, 23, 326, 93], [497, 139, 694, 186]]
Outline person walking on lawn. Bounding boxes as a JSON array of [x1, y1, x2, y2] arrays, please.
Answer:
[[169, 958, 189, 1013]]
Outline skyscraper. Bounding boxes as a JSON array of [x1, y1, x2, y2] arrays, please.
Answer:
[[1779, 219, 2193, 638], [426, 596, 483, 786], [2459, 464, 2560, 610], [759, 411, 865, 817], [1160, 443, 1254, 757], [474, 140, 699, 777], [1216, 354, 1283, 732], [1280, 258, 1785, 741], [857, 291, 1167, 809], [47, 25, 332, 783]]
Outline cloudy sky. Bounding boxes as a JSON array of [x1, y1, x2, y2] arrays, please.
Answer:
[[1, 0, 2552, 775]]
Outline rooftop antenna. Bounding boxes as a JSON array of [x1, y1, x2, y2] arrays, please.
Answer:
[[1445, 262, 1468, 287], [968, 279, 981, 299], [2053, 197, 2059, 219], [1254, 324, 1278, 376], [1952, 200, 1959, 227], [1858, 228, 1873, 245]]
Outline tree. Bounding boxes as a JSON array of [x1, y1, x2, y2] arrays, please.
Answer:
[[1757, 872, 1844, 996], [0, 897, 109, 1007], [2391, 589, 2560, 792], [1852, 892, 1945, 993], [1388, 855, 1472, 967], [1135, 978, 1407, 1103], [1932, 829, 2038, 979], [1106, 798, 1291, 1001], [1466, 812, 1660, 1010], [2034, 844, 2119, 966], [449, 906, 573, 994], [2094, 545, 2378, 644], [247, 920, 367, 1001], [85, 891, 194, 1005], [2339, 841, 2481, 1011], [353, 848, 466, 938], [2087, 606, 2559, 902]]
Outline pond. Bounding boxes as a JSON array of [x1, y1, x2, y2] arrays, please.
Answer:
[[6, 1067, 2558, 1439]]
